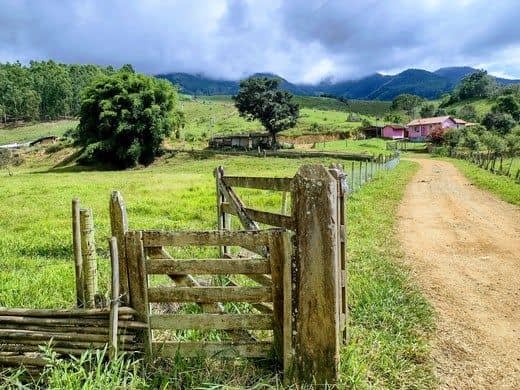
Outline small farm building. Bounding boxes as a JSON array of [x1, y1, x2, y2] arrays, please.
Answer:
[[359, 126, 383, 138], [406, 116, 462, 139], [381, 125, 406, 139], [209, 132, 272, 150]]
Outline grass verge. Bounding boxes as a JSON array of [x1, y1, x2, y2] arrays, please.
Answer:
[[343, 160, 435, 388], [449, 158, 520, 206]]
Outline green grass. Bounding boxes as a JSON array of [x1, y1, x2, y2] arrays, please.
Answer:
[[0, 145, 433, 387], [313, 138, 389, 155], [343, 160, 435, 388], [449, 158, 520, 205], [0, 120, 77, 145]]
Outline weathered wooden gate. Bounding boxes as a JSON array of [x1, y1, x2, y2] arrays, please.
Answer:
[[215, 164, 348, 383]]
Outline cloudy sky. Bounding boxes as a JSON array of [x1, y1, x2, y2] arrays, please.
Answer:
[[1, 0, 519, 83]]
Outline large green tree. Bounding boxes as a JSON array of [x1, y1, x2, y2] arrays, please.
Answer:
[[390, 94, 424, 116], [75, 69, 183, 168], [233, 77, 299, 146], [455, 70, 496, 100]]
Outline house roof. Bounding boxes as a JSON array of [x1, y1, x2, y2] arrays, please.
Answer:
[[406, 116, 453, 126], [453, 118, 467, 124], [211, 132, 270, 140], [383, 124, 405, 130]]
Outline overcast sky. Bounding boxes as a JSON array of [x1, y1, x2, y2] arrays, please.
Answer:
[[1, 0, 519, 83]]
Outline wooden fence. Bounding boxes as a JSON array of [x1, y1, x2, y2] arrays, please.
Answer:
[[452, 150, 520, 183]]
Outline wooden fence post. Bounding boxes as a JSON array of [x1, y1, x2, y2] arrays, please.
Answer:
[[110, 191, 130, 306], [108, 237, 120, 360], [350, 161, 355, 192], [125, 231, 152, 358], [291, 165, 340, 384], [80, 208, 97, 309], [72, 198, 84, 308]]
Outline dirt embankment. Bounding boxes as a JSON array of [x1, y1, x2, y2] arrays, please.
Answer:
[[397, 159, 520, 389]]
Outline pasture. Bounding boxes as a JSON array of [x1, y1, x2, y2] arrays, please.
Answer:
[[0, 142, 433, 387]]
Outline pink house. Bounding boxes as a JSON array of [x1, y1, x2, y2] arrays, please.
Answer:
[[382, 125, 406, 139], [406, 116, 460, 139]]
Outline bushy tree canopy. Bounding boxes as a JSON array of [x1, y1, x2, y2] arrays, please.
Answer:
[[481, 111, 516, 135], [455, 70, 497, 100], [233, 77, 299, 145], [390, 94, 424, 116], [75, 70, 183, 169], [419, 103, 435, 118]]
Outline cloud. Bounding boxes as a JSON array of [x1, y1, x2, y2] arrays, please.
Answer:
[[0, 0, 519, 82]]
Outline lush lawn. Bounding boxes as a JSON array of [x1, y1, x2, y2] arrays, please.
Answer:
[[450, 158, 520, 206], [0, 120, 77, 145], [313, 138, 390, 155], [0, 148, 433, 387]]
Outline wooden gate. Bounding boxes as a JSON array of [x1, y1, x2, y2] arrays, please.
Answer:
[[124, 228, 292, 373], [215, 164, 348, 383]]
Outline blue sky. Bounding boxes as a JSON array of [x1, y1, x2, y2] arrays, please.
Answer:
[[1, 0, 519, 83]]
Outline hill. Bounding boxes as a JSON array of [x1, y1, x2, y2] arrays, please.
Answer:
[[157, 66, 520, 101]]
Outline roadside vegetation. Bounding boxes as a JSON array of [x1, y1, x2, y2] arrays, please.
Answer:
[[449, 158, 520, 206]]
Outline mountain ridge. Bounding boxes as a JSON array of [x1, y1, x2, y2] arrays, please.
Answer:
[[156, 66, 520, 100]]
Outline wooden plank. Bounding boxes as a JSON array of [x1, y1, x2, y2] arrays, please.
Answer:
[[150, 314, 273, 330], [291, 164, 340, 384], [222, 176, 292, 191], [125, 231, 152, 358], [0, 307, 136, 318], [268, 231, 285, 361], [145, 258, 270, 275], [110, 191, 130, 306], [147, 286, 272, 303], [221, 205, 293, 230], [0, 315, 144, 329], [141, 230, 271, 248], [0, 338, 140, 350], [72, 198, 84, 308], [152, 341, 271, 358], [282, 231, 294, 381], [217, 178, 260, 232], [108, 236, 120, 359]]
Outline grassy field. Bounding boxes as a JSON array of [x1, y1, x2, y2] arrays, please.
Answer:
[[313, 138, 389, 155], [0, 120, 77, 145], [0, 146, 433, 387], [449, 158, 520, 206]]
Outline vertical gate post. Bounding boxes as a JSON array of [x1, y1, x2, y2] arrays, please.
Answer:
[[291, 165, 340, 384], [110, 191, 130, 305], [214, 166, 231, 256]]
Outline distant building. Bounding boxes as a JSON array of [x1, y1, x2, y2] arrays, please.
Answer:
[[209, 132, 272, 150], [359, 126, 383, 138], [406, 116, 464, 139], [381, 125, 406, 139]]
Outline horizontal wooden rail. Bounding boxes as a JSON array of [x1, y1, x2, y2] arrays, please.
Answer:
[[150, 314, 273, 330], [0, 328, 135, 343], [141, 230, 272, 248], [146, 258, 270, 275], [0, 307, 136, 318], [147, 286, 272, 303], [222, 176, 292, 191], [221, 204, 293, 230], [0, 315, 146, 329], [152, 341, 272, 358]]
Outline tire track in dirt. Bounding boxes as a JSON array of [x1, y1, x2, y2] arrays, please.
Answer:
[[397, 158, 520, 389]]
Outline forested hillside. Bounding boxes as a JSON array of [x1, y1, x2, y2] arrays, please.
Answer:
[[0, 61, 113, 122]]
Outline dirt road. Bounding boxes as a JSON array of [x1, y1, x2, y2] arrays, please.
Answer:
[[397, 159, 520, 389]]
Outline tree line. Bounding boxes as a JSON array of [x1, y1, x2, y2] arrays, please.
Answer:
[[0, 61, 115, 123]]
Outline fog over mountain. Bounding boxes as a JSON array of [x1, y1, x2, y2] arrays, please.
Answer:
[[157, 66, 520, 100]]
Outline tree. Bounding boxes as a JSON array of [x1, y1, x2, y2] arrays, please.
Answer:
[[419, 103, 435, 118], [429, 126, 445, 145], [492, 95, 520, 121], [458, 104, 478, 122], [233, 77, 299, 146], [481, 112, 516, 135], [75, 70, 183, 169], [454, 70, 496, 100], [390, 94, 424, 116]]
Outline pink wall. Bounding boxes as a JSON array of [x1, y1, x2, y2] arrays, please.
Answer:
[[382, 126, 405, 139], [407, 118, 457, 138]]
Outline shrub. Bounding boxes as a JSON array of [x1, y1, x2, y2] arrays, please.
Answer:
[[75, 69, 183, 169]]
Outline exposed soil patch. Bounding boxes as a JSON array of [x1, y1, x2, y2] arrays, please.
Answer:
[[397, 158, 520, 389]]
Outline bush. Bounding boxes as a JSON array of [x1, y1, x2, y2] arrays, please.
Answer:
[[481, 112, 516, 135], [75, 70, 183, 169]]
